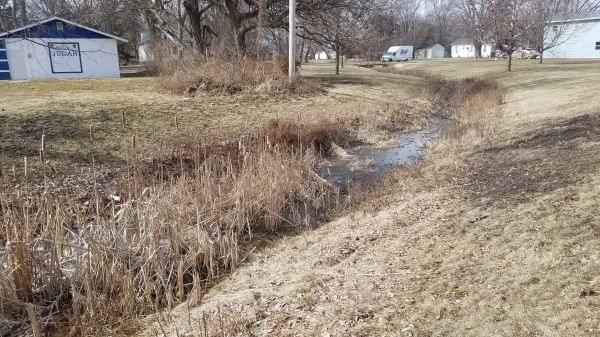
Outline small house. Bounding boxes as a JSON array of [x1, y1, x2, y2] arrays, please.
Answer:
[[315, 51, 330, 60], [544, 11, 600, 59], [451, 38, 494, 58], [415, 43, 446, 59], [0, 17, 127, 80]]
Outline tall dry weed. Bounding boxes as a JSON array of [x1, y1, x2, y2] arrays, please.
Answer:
[[0, 120, 347, 336], [156, 54, 323, 95]]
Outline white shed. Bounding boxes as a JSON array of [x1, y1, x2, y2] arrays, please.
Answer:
[[0, 17, 127, 81], [415, 43, 446, 59], [544, 11, 600, 59], [315, 51, 330, 60], [451, 38, 494, 58]]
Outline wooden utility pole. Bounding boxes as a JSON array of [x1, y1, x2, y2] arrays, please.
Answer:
[[288, 0, 296, 86]]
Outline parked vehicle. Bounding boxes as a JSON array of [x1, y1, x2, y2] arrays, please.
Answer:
[[381, 46, 414, 62]]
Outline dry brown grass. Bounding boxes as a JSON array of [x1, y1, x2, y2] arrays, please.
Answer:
[[376, 66, 504, 107], [0, 62, 422, 183], [259, 119, 351, 153], [0, 120, 351, 337], [354, 69, 505, 147], [156, 55, 324, 95], [129, 61, 600, 337], [0, 62, 515, 337]]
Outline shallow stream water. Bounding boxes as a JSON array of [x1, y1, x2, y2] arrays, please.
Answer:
[[321, 118, 448, 187]]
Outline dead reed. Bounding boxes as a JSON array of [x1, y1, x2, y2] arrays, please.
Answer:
[[0, 120, 347, 336], [375, 66, 504, 108], [156, 54, 324, 95]]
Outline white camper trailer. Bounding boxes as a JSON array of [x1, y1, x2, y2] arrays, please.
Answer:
[[381, 46, 414, 62]]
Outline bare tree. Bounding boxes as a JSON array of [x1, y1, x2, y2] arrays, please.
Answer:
[[0, 0, 15, 30], [490, 0, 530, 71], [298, 0, 371, 74], [457, 0, 493, 59], [429, 0, 457, 48], [183, 0, 214, 55]]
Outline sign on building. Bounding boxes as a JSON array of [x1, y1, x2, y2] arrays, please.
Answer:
[[48, 42, 82, 73]]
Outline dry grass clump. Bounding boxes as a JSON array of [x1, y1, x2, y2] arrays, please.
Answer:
[[157, 55, 324, 96], [454, 77, 504, 109], [259, 119, 350, 153], [0, 120, 345, 336], [377, 99, 439, 131], [422, 78, 505, 184], [419, 75, 505, 110], [376, 66, 505, 108], [376, 66, 433, 80]]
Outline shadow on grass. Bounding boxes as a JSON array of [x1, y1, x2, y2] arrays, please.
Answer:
[[0, 113, 122, 167], [463, 113, 600, 207]]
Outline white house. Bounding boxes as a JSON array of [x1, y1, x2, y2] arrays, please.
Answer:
[[415, 43, 446, 59], [451, 38, 494, 58], [544, 11, 600, 59], [0, 17, 127, 81], [315, 51, 330, 60]]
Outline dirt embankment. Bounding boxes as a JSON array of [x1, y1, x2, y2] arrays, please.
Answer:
[[134, 62, 600, 337]]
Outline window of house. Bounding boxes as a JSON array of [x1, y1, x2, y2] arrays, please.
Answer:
[[56, 21, 64, 30], [596, 42, 600, 50], [552, 25, 559, 32]]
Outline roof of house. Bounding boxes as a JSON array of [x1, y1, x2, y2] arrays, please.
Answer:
[[418, 43, 444, 50], [451, 38, 474, 45], [550, 10, 600, 23], [0, 17, 128, 43], [451, 38, 495, 46]]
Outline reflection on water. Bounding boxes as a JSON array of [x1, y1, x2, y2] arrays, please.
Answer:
[[321, 119, 447, 187]]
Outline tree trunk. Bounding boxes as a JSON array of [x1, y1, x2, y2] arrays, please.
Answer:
[[341, 54, 344, 68], [235, 30, 247, 57], [474, 40, 482, 60], [184, 1, 205, 56], [335, 50, 340, 75], [508, 52, 513, 72], [304, 47, 311, 63], [299, 40, 305, 63], [19, 0, 27, 26], [177, 0, 183, 58]]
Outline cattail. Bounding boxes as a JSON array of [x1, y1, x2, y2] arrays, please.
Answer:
[[26, 304, 42, 337], [10, 240, 32, 302], [40, 131, 46, 162], [177, 259, 185, 302]]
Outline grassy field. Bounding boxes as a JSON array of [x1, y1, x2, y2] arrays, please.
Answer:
[[0, 62, 421, 181], [2, 58, 599, 336], [132, 59, 600, 337]]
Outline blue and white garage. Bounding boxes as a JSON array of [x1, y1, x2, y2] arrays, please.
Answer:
[[0, 17, 127, 80]]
